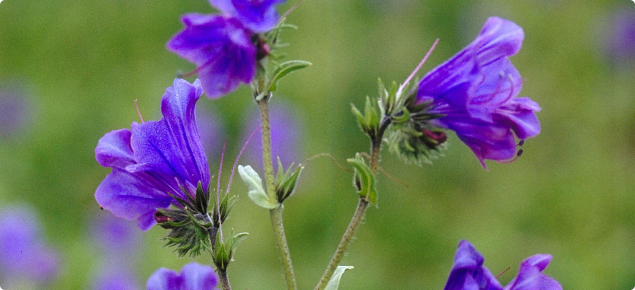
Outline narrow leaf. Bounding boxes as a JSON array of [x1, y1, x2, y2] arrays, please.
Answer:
[[267, 60, 312, 92]]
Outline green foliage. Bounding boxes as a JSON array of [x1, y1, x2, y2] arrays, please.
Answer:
[[156, 207, 213, 258], [238, 165, 280, 209], [347, 153, 377, 204], [325, 266, 354, 290], [274, 157, 304, 203], [212, 229, 249, 272], [351, 96, 380, 139]]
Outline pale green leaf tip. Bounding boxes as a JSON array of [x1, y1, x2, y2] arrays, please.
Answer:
[[325, 266, 354, 290], [238, 165, 279, 209]]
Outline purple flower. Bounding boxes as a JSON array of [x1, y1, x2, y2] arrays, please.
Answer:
[[416, 17, 540, 167], [95, 78, 211, 230], [444, 240, 561, 290], [0, 205, 60, 286], [168, 15, 256, 99], [146, 262, 218, 290], [167, 0, 285, 98], [209, 0, 286, 33]]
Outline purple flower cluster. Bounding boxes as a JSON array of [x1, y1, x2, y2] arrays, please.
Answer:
[[146, 262, 218, 290], [445, 240, 561, 290], [0, 205, 60, 287], [95, 78, 210, 230], [167, 0, 286, 98], [415, 17, 540, 167]]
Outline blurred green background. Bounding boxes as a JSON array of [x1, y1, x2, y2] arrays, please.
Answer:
[[1, 0, 635, 289]]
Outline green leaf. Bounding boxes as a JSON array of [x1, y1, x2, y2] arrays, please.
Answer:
[[238, 165, 279, 209], [325, 266, 354, 290], [230, 232, 249, 254], [267, 60, 312, 92], [347, 154, 378, 204]]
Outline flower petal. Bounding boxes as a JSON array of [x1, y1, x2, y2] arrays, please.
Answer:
[[146, 268, 181, 290], [180, 262, 218, 290], [444, 240, 503, 290], [128, 79, 210, 191], [95, 168, 173, 231], [146, 263, 218, 290], [504, 254, 562, 290], [95, 129, 135, 169], [209, 0, 286, 33]]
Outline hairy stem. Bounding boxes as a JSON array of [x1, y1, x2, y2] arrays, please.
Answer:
[[314, 198, 369, 290], [219, 270, 231, 290], [314, 117, 390, 290], [271, 205, 297, 290], [258, 98, 298, 290]]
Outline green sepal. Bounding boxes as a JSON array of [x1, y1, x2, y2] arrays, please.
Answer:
[[351, 96, 380, 139], [347, 153, 377, 204], [156, 207, 213, 258], [274, 157, 304, 203], [391, 107, 411, 125], [325, 266, 354, 290], [238, 165, 280, 209], [210, 191, 238, 227], [212, 229, 249, 272]]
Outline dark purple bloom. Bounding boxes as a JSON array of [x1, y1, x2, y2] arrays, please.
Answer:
[[209, 0, 286, 33], [167, 0, 286, 98], [95, 78, 211, 230], [146, 262, 218, 290], [444, 240, 561, 290], [416, 17, 540, 167], [167, 15, 256, 99], [0, 205, 60, 286]]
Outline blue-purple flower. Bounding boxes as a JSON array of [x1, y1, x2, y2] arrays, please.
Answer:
[[146, 262, 218, 290], [95, 78, 211, 230], [445, 240, 561, 290], [167, 0, 286, 98], [415, 17, 540, 167], [209, 0, 286, 33], [0, 205, 60, 287]]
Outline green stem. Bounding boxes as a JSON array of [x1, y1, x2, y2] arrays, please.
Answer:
[[270, 206, 297, 290], [314, 198, 368, 290], [258, 98, 298, 290], [314, 117, 390, 290]]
